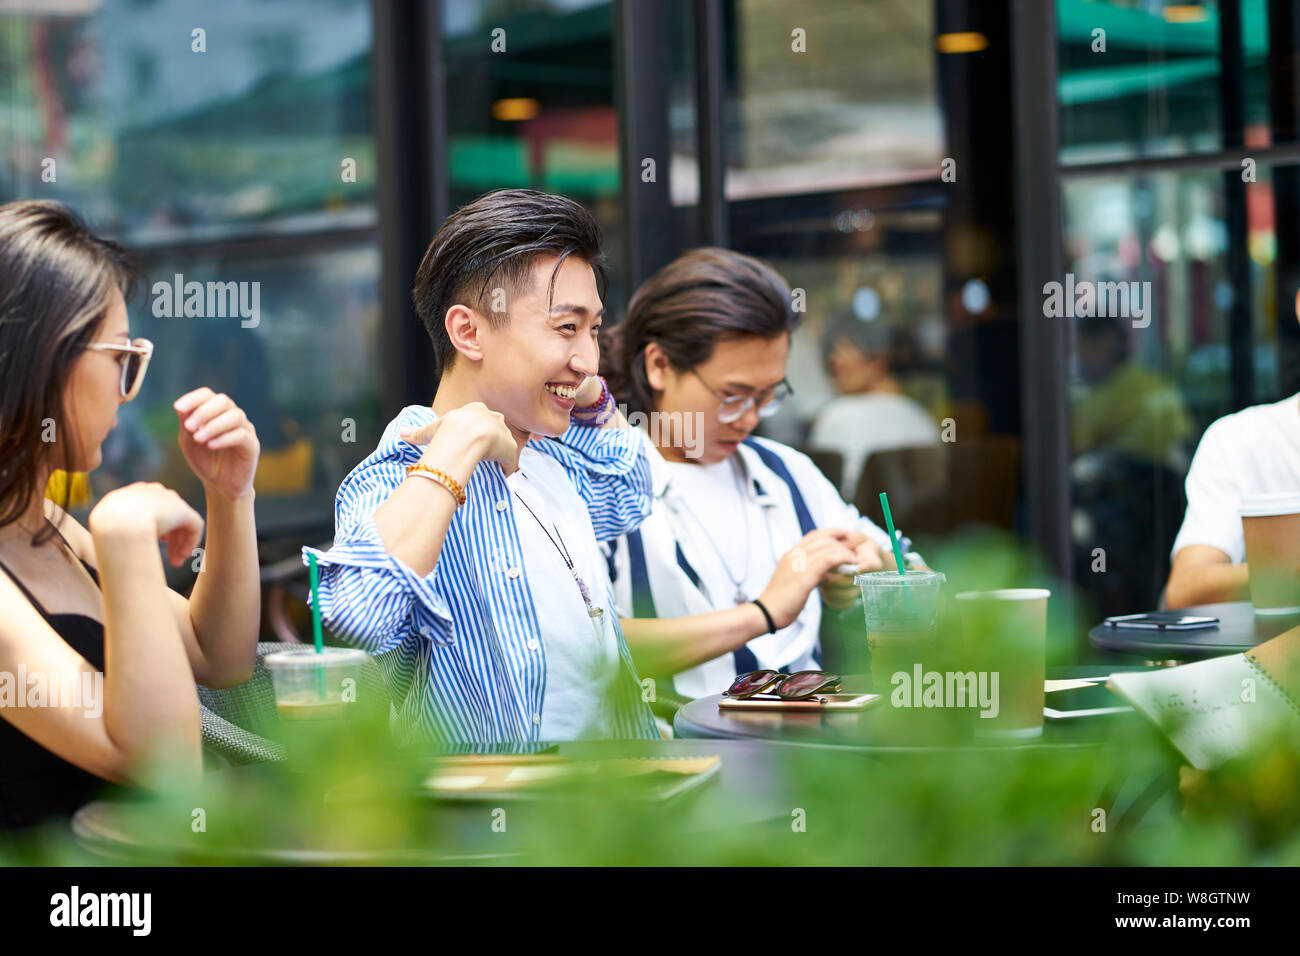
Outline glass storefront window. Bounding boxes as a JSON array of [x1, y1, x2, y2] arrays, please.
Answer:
[[729, 186, 947, 508], [0, 0, 376, 241], [441, 0, 627, 305], [1057, 0, 1228, 164], [109, 244, 384, 536], [718, 0, 948, 514], [1250, 166, 1278, 399], [1244, 0, 1271, 146], [1, 0, 383, 552], [1062, 167, 1276, 615], [727, 0, 944, 198]]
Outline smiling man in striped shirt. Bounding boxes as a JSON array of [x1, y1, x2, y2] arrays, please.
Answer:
[[303, 189, 659, 747]]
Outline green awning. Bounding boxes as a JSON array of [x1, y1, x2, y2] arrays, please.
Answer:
[[1059, 56, 1219, 105], [1057, 0, 1267, 56]]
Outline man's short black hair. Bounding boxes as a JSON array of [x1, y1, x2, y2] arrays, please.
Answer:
[[412, 188, 607, 378]]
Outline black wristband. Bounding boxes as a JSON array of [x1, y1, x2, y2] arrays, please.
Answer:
[[751, 598, 777, 634]]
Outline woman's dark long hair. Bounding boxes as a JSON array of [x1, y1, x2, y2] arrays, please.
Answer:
[[601, 247, 801, 415], [0, 201, 139, 543]]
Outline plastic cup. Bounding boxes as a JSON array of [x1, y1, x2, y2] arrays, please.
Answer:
[[1240, 494, 1300, 615], [264, 647, 369, 764], [953, 589, 1050, 739], [856, 570, 946, 694]]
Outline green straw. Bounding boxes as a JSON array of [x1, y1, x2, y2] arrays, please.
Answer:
[[308, 552, 326, 699], [878, 492, 908, 576]]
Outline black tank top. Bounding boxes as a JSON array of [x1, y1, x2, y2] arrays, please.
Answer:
[[0, 538, 114, 831]]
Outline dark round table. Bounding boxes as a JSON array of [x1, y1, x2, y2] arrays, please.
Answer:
[[69, 738, 827, 864], [1087, 601, 1300, 660], [673, 666, 1147, 752]]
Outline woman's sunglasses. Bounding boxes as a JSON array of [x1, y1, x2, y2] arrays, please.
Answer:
[[85, 338, 154, 401], [724, 669, 842, 701]]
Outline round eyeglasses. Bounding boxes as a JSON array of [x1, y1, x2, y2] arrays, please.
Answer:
[[85, 338, 154, 401], [690, 368, 793, 424]]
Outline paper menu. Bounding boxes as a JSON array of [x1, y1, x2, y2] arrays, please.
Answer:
[[1107, 646, 1300, 770]]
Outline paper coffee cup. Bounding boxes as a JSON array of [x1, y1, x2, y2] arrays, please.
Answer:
[[1240, 494, 1300, 616], [953, 589, 1050, 739]]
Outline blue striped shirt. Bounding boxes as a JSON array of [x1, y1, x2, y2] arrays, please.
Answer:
[[302, 405, 660, 746]]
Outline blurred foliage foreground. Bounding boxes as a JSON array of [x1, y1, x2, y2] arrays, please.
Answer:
[[2, 530, 1299, 866]]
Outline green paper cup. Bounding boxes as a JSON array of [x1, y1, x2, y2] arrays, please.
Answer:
[[1240, 494, 1300, 615], [953, 589, 1050, 739]]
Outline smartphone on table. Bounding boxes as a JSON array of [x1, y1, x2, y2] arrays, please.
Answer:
[[1102, 612, 1219, 631]]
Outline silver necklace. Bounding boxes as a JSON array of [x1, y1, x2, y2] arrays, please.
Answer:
[[511, 473, 604, 641], [669, 455, 753, 605]]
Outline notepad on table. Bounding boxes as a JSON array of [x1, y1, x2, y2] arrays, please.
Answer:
[[1107, 635, 1300, 770]]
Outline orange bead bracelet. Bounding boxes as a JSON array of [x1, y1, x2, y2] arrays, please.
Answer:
[[406, 463, 466, 507]]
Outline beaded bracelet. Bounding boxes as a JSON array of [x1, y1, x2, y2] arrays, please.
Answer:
[[406, 463, 466, 507], [570, 376, 616, 426]]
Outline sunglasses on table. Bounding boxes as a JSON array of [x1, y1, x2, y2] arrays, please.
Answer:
[[85, 338, 154, 401], [724, 669, 842, 701]]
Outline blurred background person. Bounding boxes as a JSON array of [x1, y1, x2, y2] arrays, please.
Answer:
[[1072, 314, 1193, 470], [1070, 314, 1194, 613], [808, 308, 941, 499]]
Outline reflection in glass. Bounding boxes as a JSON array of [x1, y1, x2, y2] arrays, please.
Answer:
[[726, 0, 943, 198], [742, 207, 948, 495], [97, 244, 384, 537], [1063, 168, 1276, 615], [442, 0, 625, 305], [1057, 0, 1235, 164], [0, 0, 376, 240]]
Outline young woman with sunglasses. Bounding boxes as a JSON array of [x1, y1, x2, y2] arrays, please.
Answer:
[[601, 249, 908, 703], [0, 201, 262, 830]]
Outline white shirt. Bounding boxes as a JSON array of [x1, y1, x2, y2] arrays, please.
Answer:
[[1171, 393, 1300, 564], [607, 434, 898, 699], [658, 457, 774, 607], [306, 405, 659, 745], [508, 452, 622, 740], [808, 392, 941, 498]]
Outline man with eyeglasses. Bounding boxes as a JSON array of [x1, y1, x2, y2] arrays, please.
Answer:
[[601, 248, 908, 703]]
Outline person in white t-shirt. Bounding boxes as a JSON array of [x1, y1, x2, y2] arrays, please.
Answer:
[[600, 249, 911, 700], [809, 310, 940, 498], [1165, 393, 1300, 608]]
